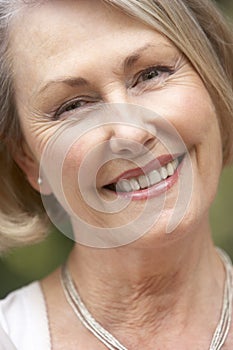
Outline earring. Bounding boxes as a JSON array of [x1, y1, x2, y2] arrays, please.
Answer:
[[37, 177, 43, 185]]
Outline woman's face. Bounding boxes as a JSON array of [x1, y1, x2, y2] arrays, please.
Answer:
[[11, 0, 222, 246]]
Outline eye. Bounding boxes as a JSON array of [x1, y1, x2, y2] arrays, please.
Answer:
[[56, 99, 86, 116], [133, 65, 175, 88], [54, 97, 96, 119], [62, 100, 85, 112]]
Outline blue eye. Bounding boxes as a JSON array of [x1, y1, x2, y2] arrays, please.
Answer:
[[141, 69, 159, 81], [63, 100, 84, 112], [55, 99, 87, 118], [134, 66, 174, 87]]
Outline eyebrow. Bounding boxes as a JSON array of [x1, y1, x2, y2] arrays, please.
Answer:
[[37, 42, 173, 95], [38, 76, 88, 95], [122, 43, 155, 72]]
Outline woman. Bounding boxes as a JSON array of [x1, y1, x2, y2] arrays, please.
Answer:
[[0, 0, 233, 349]]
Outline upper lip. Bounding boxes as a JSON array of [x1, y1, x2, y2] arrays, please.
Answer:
[[104, 153, 183, 186]]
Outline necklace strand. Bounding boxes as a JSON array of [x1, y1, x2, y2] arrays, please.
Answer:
[[210, 248, 233, 349], [61, 248, 233, 350]]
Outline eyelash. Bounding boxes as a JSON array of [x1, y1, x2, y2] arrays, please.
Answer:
[[132, 65, 175, 87], [54, 98, 95, 119], [53, 65, 175, 119]]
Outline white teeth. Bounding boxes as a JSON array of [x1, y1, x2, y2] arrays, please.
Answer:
[[160, 166, 168, 180], [167, 162, 174, 176], [116, 179, 132, 192], [138, 175, 150, 189], [148, 170, 161, 186], [130, 178, 140, 191], [114, 156, 182, 192], [172, 158, 179, 170]]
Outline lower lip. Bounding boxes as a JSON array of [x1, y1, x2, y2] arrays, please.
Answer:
[[105, 155, 185, 201]]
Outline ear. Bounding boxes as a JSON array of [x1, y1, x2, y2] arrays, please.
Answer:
[[13, 141, 52, 195]]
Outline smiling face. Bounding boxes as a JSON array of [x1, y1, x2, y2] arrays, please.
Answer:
[[10, 0, 223, 247]]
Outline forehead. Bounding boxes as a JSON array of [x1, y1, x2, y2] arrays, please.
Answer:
[[10, 0, 175, 100]]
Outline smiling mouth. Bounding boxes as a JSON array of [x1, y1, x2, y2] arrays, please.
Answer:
[[103, 154, 185, 193]]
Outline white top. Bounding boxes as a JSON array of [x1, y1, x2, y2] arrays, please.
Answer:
[[0, 282, 51, 350]]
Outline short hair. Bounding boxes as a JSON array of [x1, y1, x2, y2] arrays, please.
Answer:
[[0, 0, 233, 253]]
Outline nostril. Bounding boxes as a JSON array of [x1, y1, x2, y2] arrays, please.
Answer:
[[117, 148, 132, 156], [144, 138, 156, 151], [109, 126, 157, 157], [109, 138, 144, 156]]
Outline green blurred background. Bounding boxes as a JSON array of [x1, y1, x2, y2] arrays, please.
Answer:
[[0, 0, 233, 298]]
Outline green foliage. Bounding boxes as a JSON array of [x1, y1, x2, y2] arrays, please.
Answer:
[[0, 0, 233, 298]]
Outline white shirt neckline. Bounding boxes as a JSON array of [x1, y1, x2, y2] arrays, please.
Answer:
[[0, 281, 51, 350]]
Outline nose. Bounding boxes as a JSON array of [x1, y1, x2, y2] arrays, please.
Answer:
[[109, 124, 156, 157]]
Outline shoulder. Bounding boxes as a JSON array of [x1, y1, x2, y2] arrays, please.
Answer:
[[0, 282, 51, 350]]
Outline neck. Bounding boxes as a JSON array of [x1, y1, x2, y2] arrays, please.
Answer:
[[68, 219, 225, 347]]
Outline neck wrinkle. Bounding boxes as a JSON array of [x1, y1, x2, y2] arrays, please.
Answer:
[[67, 226, 224, 343]]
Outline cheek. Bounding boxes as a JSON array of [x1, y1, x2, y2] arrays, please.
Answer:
[[139, 81, 220, 149], [166, 87, 222, 180], [17, 111, 58, 160], [61, 128, 110, 188], [170, 91, 218, 146]]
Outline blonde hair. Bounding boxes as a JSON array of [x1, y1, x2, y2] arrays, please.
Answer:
[[0, 0, 233, 253]]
